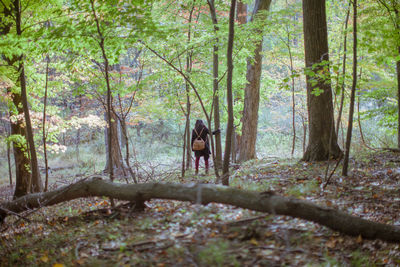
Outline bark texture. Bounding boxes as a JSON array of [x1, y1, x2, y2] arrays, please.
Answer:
[[104, 113, 127, 176], [239, 0, 272, 163], [1, 177, 399, 243], [222, 0, 237, 185], [301, 0, 342, 161], [8, 91, 31, 198], [208, 0, 222, 170]]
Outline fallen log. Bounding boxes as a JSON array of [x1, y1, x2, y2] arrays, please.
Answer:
[[1, 176, 399, 243]]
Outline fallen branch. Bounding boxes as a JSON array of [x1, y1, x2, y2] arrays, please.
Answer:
[[1, 176, 399, 243]]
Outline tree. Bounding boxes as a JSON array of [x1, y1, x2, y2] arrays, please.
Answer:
[[301, 0, 342, 161], [342, 0, 358, 176], [207, 0, 223, 170], [1, 0, 44, 198], [238, 0, 272, 163], [376, 0, 400, 149], [88, 0, 114, 182], [222, 0, 237, 185]]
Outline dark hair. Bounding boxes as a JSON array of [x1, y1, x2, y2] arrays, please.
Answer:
[[195, 119, 204, 130]]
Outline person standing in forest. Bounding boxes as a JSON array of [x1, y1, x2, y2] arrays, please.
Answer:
[[191, 119, 219, 175]]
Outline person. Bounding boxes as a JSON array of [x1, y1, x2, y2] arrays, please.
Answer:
[[191, 119, 220, 175]]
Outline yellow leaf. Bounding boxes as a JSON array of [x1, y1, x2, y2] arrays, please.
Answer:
[[53, 264, 65, 267], [250, 238, 259, 246], [41, 255, 49, 263], [356, 235, 363, 243]]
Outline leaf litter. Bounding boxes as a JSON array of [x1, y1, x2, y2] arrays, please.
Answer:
[[0, 151, 400, 266]]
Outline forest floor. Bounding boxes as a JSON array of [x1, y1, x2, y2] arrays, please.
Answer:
[[1, 151, 400, 266]]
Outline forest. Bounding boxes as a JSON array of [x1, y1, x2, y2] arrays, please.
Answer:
[[0, 0, 400, 265]]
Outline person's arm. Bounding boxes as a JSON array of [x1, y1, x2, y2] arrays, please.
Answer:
[[212, 129, 221, 135]]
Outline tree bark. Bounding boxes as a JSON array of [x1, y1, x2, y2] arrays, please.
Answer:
[[104, 112, 127, 177], [207, 0, 222, 170], [8, 90, 31, 198], [222, 0, 237, 185], [397, 45, 400, 149], [1, 177, 400, 243], [15, 0, 43, 193], [43, 56, 50, 192], [239, 0, 272, 163], [336, 2, 351, 139], [90, 0, 114, 182], [342, 0, 358, 176], [301, 0, 342, 161]]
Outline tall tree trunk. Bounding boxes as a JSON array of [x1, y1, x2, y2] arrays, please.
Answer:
[[6, 116, 12, 185], [397, 45, 400, 149], [181, 122, 187, 177], [336, 2, 351, 139], [285, 0, 296, 156], [301, 0, 342, 161], [207, 0, 222, 170], [15, 0, 42, 193], [76, 94, 82, 162], [207, 0, 222, 172], [239, 0, 272, 163], [91, 0, 113, 182], [222, 0, 237, 185], [184, 4, 195, 171], [342, 0, 358, 176], [43, 56, 50, 192], [1, 3, 31, 198], [185, 102, 191, 170]]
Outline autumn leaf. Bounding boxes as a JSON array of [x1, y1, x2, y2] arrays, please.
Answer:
[[326, 237, 336, 249], [40, 255, 49, 263], [250, 238, 259, 246]]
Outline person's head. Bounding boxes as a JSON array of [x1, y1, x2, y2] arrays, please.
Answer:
[[195, 119, 204, 129]]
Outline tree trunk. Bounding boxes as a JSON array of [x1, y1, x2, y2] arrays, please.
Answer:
[[239, 0, 272, 163], [181, 122, 187, 177], [397, 45, 400, 149], [1, 177, 400, 243], [1, 4, 30, 197], [15, 0, 42, 193], [208, 0, 222, 170], [301, 0, 342, 161], [91, 0, 114, 182], [222, 0, 237, 185], [43, 56, 50, 192], [185, 105, 191, 170], [6, 118, 12, 185], [120, 119, 137, 183], [342, 0, 358, 176], [8, 90, 31, 199], [236, 1, 247, 24], [104, 112, 126, 177], [336, 2, 351, 138]]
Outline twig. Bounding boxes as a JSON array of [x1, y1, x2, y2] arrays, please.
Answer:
[[323, 154, 343, 190], [223, 214, 268, 226]]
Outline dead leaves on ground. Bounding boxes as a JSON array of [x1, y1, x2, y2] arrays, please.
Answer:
[[1, 152, 400, 265]]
